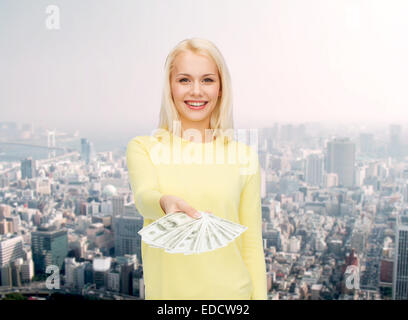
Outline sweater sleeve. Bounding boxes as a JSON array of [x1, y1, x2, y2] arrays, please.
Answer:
[[126, 137, 166, 221], [238, 150, 268, 300]]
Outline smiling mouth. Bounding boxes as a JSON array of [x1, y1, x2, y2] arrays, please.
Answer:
[[185, 101, 208, 109], [185, 101, 208, 106]]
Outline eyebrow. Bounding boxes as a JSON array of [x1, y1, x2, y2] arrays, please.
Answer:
[[176, 73, 216, 77]]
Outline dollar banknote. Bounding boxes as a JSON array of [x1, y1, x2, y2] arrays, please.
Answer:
[[138, 211, 248, 254]]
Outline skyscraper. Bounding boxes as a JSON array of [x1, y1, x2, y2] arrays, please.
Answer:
[[93, 256, 111, 289], [389, 124, 403, 159], [21, 157, 36, 179], [117, 255, 136, 295], [305, 154, 324, 187], [113, 215, 143, 261], [112, 195, 125, 216], [0, 235, 25, 267], [326, 138, 355, 188], [81, 138, 94, 164], [393, 215, 408, 300], [0, 204, 11, 219], [31, 226, 68, 275]]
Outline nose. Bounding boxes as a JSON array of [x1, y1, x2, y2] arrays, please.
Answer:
[[191, 80, 202, 96]]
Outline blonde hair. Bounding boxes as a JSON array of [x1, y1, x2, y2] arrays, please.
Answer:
[[157, 38, 234, 144]]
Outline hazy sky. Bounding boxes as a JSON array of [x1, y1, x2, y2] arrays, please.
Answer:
[[1, 0, 408, 140]]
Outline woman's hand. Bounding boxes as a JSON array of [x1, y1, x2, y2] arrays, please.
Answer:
[[159, 195, 202, 219]]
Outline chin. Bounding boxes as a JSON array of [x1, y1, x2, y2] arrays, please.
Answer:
[[178, 108, 213, 120], [184, 116, 211, 123]]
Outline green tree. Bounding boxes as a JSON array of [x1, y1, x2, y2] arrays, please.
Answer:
[[3, 293, 27, 300]]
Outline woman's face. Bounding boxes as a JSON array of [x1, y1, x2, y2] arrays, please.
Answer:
[[170, 51, 221, 130]]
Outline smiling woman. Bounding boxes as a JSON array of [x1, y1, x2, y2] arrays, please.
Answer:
[[126, 38, 267, 300]]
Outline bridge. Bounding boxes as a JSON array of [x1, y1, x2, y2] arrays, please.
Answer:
[[0, 151, 81, 176], [0, 141, 75, 152]]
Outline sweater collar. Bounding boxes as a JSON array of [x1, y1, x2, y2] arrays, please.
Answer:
[[153, 128, 219, 145]]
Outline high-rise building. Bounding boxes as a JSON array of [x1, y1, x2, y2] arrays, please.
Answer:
[[112, 195, 125, 216], [326, 138, 355, 188], [354, 165, 366, 187], [0, 235, 25, 267], [20, 258, 34, 283], [113, 215, 143, 261], [21, 157, 37, 179], [305, 154, 324, 187], [31, 226, 68, 275], [263, 228, 282, 251], [132, 266, 144, 298], [118, 258, 135, 295], [0, 264, 12, 287], [64, 257, 78, 288], [0, 204, 11, 219], [64, 257, 86, 289], [393, 215, 408, 299], [4, 216, 20, 234], [84, 261, 94, 285], [260, 168, 266, 199], [0, 220, 8, 235], [74, 263, 86, 289], [107, 268, 120, 292], [0, 175, 9, 188], [350, 229, 366, 254], [403, 183, 408, 203], [81, 138, 94, 164], [389, 124, 402, 158], [11, 258, 23, 287], [380, 259, 393, 285], [93, 256, 111, 289], [288, 236, 301, 253]]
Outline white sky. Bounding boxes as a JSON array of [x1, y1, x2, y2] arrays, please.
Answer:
[[1, 0, 408, 139]]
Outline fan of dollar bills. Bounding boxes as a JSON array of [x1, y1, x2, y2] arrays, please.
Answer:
[[138, 211, 247, 255]]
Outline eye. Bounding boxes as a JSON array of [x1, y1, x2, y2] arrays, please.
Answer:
[[179, 78, 189, 83], [203, 78, 214, 83]]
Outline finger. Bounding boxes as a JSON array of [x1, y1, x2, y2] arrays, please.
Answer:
[[179, 202, 201, 219]]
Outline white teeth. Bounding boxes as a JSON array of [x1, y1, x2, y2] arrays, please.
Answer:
[[186, 102, 206, 107]]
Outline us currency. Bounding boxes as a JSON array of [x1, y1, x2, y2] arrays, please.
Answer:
[[207, 219, 235, 246], [144, 218, 199, 248], [165, 220, 203, 254], [138, 211, 247, 254], [162, 219, 201, 249], [196, 218, 215, 254], [138, 212, 196, 243]]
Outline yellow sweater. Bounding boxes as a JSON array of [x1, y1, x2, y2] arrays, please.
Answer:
[[126, 129, 267, 300]]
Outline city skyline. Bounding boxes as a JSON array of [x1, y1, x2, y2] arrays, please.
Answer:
[[1, 120, 408, 159], [1, 123, 408, 300]]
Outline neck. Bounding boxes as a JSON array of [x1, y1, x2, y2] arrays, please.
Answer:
[[180, 121, 213, 143]]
